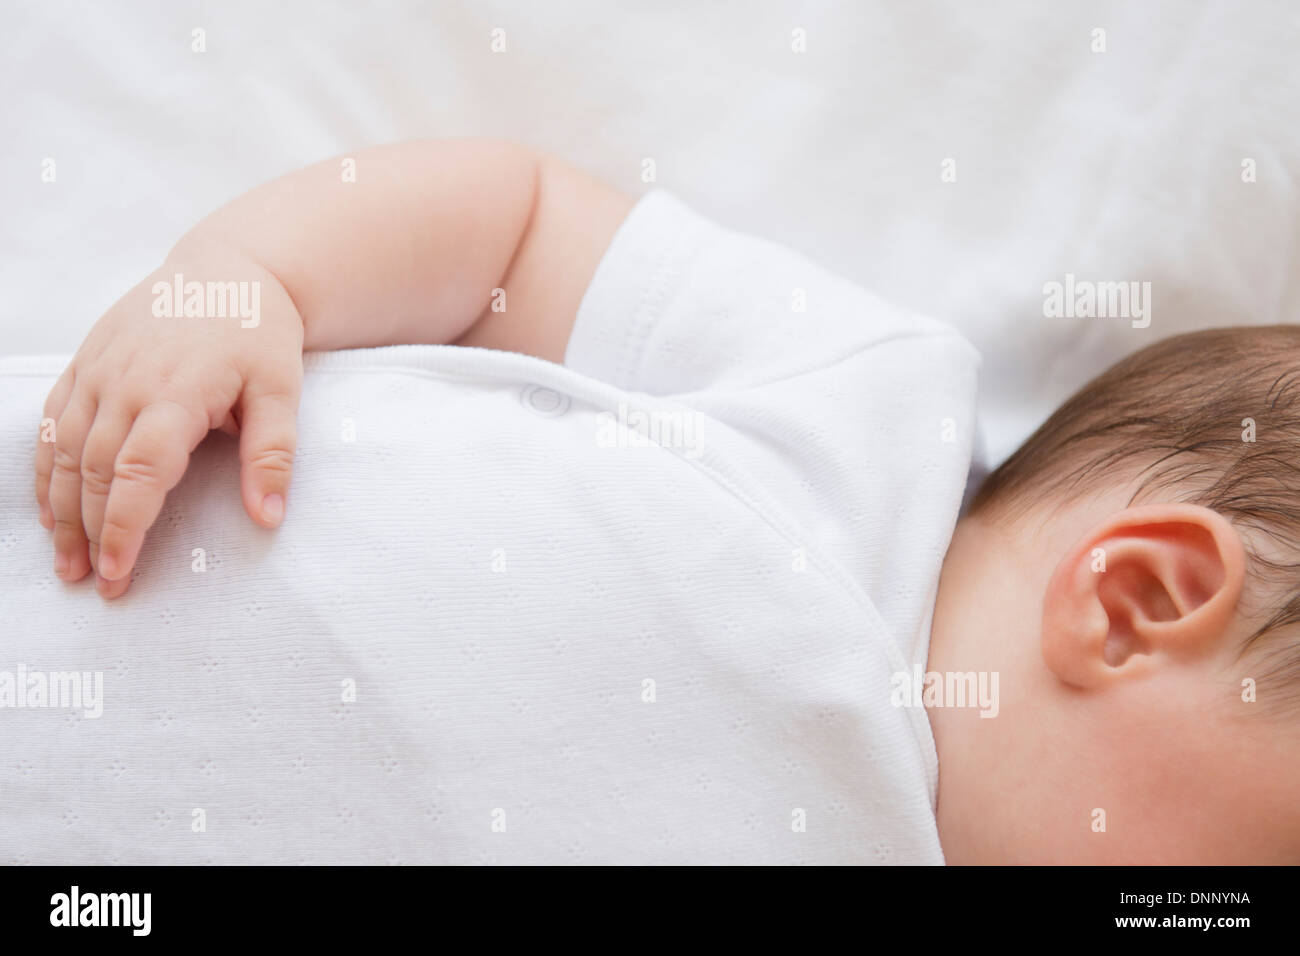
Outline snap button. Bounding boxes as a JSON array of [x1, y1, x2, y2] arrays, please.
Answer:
[[521, 385, 570, 418]]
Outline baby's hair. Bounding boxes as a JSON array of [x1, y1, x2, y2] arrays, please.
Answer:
[[970, 325, 1300, 709]]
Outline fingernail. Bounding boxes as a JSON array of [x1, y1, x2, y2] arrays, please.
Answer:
[[54, 553, 69, 575], [262, 493, 284, 525], [99, 554, 118, 580]]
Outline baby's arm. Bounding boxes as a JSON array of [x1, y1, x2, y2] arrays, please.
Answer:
[[36, 139, 633, 596], [175, 140, 632, 360]]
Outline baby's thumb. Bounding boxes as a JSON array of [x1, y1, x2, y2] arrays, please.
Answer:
[[238, 385, 299, 528]]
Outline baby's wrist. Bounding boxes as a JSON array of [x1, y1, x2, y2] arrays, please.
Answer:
[[149, 246, 304, 339]]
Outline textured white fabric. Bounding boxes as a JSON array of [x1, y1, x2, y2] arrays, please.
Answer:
[[0, 192, 977, 864]]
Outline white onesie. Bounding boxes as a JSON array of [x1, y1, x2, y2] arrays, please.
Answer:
[[0, 192, 978, 864]]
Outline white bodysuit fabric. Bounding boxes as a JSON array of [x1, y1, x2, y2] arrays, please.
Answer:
[[0, 192, 978, 863]]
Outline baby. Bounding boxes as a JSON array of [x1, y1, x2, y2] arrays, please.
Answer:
[[22, 140, 1299, 864]]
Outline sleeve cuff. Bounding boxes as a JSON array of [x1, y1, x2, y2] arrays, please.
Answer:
[[563, 189, 703, 392]]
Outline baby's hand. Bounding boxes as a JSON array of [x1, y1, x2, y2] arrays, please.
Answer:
[[36, 253, 304, 598]]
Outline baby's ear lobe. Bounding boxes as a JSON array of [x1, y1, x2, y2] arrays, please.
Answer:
[[1041, 504, 1246, 689]]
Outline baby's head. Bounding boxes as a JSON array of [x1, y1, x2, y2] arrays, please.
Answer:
[[929, 326, 1300, 863]]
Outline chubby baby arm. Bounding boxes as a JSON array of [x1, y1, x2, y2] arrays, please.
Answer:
[[36, 139, 632, 597]]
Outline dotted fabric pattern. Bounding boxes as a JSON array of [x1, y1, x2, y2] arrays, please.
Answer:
[[0, 194, 976, 864]]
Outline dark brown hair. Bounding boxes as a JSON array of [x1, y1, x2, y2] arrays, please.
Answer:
[[970, 326, 1300, 704]]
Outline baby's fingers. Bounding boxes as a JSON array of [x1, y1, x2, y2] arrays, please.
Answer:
[[49, 393, 95, 581], [79, 403, 137, 595], [36, 366, 75, 530], [97, 399, 208, 583], [238, 384, 298, 528]]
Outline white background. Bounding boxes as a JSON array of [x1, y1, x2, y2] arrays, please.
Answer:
[[2, 0, 1297, 463]]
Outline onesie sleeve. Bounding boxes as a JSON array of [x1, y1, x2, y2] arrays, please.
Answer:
[[565, 189, 982, 669], [565, 190, 971, 397]]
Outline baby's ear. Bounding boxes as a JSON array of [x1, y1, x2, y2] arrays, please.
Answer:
[[1041, 504, 1246, 688]]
